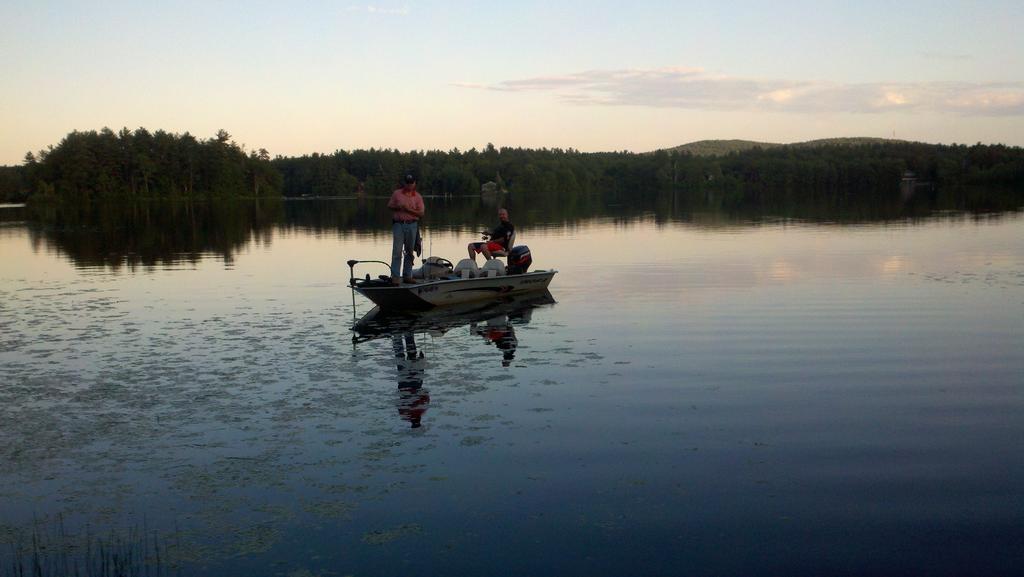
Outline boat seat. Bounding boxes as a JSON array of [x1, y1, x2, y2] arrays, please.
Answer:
[[413, 256, 453, 280], [480, 259, 506, 277], [453, 258, 479, 278]]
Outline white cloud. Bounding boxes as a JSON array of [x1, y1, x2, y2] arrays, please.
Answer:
[[454, 67, 1024, 116], [920, 51, 974, 61], [347, 4, 409, 16], [758, 89, 795, 104]]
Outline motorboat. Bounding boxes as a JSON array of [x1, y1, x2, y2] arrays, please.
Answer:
[[347, 245, 556, 311]]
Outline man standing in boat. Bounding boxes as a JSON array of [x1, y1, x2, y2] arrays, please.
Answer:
[[387, 174, 424, 285], [468, 208, 514, 262]]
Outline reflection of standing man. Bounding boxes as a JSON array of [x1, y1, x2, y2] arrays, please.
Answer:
[[387, 174, 424, 285], [393, 332, 429, 428]]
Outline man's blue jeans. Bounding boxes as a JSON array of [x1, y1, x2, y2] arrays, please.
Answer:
[[391, 221, 418, 279]]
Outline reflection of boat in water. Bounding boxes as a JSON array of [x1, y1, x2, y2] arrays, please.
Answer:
[[346, 246, 556, 311], [352, 290, 556, 343], [358, 290, 557, 427]]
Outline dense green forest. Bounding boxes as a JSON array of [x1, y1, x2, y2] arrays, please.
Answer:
[[2, 128, 1022, 204], [0, 128, 281, 203]]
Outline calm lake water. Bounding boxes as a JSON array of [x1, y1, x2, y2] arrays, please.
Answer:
[[1, 195, 1023, 576]]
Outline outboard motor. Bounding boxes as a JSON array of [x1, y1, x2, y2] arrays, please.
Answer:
[[507, 246, 532, 274]]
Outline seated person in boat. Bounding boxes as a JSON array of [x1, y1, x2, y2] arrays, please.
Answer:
[[468, 208, 514, 262]]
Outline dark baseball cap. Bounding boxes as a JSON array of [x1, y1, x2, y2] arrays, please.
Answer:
[[404, 174, 416, 184]]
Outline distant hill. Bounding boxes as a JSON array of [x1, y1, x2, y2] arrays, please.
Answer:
[[664, 137, 907, 156], [664, 140, 782, 156], [794, 137, 906, 148]]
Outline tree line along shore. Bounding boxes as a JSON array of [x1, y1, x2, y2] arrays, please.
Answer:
[[1, 128, 1022, 204]]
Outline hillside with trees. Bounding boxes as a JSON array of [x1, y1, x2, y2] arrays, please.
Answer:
[[663, 139, 784, 156], [663, 137, 904, 156]]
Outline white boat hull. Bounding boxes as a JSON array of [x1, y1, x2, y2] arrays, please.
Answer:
[[351, 270, 557, 311]]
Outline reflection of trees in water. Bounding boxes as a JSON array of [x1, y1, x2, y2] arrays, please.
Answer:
[[20, 187, 1022, 268], [651, 185, 1024, 225], [24, 200, 283, 269]]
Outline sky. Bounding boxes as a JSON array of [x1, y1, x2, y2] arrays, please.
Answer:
[[1, 0, 1022, 164]]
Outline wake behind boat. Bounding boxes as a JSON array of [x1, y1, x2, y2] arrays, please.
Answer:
[[347, 246, 557, 311]]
